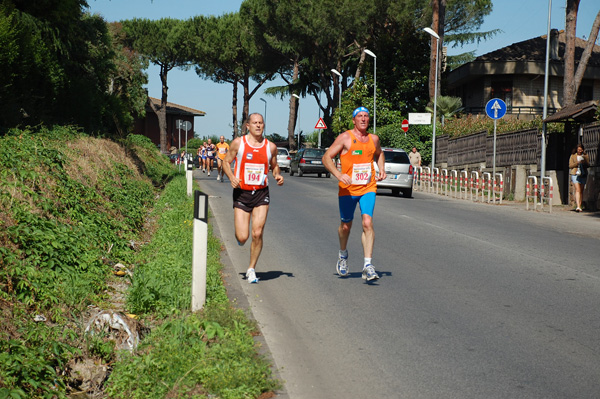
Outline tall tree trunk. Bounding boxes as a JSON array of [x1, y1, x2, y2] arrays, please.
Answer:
[[232, 81, 239, 139], [563, 0, 579, 107], [242, 76, 250, 130], [571, 9, 600, 106], [150, 64, 170, 154], [429, 0, 446, 101], [287, 60, 299, 150]]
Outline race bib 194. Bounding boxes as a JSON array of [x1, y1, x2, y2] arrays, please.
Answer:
[[244, 163, 265, 185], [352, 163, 371, 185]]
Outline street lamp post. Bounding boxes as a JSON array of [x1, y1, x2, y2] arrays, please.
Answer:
[[364, 49, 377, 134], [541, 0, 552, 180], [259, 98, 267, 134], [331, 69, 342, 120], [424, 27, 440, 172], [292, 94, 300, 148], [312, 83, 323, 148]]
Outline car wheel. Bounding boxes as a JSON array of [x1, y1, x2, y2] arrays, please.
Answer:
[[325, 172, 331, 178], [403, 188, 413, 198], [298, 168, 303, 177], [392, 188, 401, 196]]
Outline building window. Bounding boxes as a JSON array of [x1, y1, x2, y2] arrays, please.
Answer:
[[576, 85, 593, 103], [491, 81, 513, 109]]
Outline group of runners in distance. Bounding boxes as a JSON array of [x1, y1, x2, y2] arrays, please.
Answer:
[[202, 107, 386, 285], [196, 136, 230, 181]]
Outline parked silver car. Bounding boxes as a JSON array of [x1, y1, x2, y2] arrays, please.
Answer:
[[375, 148, 414, 197], [277, 147, 291, 172]]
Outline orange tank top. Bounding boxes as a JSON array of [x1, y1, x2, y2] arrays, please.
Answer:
[[339, 130, 377, 196], [234, 136, 272, 191]]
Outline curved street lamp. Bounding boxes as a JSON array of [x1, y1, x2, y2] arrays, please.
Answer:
[[330, 69, 342, 120], [424, 27, 440, 172], [364, 49, 377, 134]]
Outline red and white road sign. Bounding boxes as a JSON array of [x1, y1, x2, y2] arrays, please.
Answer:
[[401, 119, 409, 133], [315, 118, 327, 129]]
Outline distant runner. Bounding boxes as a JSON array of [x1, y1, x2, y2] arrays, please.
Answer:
[[206, 138, 216, 176], [216, 135, 230, 182]]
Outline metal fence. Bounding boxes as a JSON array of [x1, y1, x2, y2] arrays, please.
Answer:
[[486, 128, 539, 167], [436, 124, 598, 169], [582, 123, 599, 166]]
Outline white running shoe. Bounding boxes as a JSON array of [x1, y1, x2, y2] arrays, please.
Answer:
[[336, 256, 349, 277], [362, 264, 379, 281], [216, 175, 220, 181], [246, 268, 259, 284]]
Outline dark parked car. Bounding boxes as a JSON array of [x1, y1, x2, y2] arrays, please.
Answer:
[[375, 148, 414, 197], [290, 148, 330, 177]]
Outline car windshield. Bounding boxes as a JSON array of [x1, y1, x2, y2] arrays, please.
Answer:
[[383, 151, 409, 164], [304, 149, 326, 158], [278, 148, 289, 156]]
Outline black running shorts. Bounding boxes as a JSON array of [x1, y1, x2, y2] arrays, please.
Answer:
[[233, 187, 270, 212]]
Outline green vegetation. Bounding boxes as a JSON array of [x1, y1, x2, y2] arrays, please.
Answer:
[[438, 114, 564, 138], [0, 127, 279, 398]]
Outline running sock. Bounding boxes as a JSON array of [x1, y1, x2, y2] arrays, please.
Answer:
[[339, 249, 348, 259], [363, 258, 372, 268]]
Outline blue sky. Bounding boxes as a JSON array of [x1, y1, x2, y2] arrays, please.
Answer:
[[86, 0, 599, 139]]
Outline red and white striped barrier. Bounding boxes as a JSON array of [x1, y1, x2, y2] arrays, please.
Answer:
[[540, 176, 553, 213], [450, 170, 458, 198], [470, 171, 480, 202], [422, 167, 431, 193], [526, 175, 538, 211], [441, 169, 449, 196], [481, 172, 492, 203], [459, 170, 468, 199], [494, 173, 504, 204], [432, 167, 440, 194]]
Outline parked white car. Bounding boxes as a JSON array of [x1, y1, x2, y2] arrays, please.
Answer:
[[277, 147, 291, 172], [374, 148, 414, 197]]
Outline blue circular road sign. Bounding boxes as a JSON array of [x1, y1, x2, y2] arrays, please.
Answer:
[[485, 98, 507, 120]]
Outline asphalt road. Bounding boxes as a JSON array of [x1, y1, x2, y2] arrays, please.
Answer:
[[195, 169, 600, 399]]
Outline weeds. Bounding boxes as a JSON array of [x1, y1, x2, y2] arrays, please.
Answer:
[[0, 127, 280, 398]]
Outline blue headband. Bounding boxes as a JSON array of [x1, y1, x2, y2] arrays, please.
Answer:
[[352, 106, 370, 118]]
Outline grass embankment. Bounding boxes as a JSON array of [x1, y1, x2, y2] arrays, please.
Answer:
[[0, 127, 279, 398]]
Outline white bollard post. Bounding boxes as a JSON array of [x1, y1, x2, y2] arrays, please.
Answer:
[[191, 190, 208, 312], [186, 161, 193, 196]]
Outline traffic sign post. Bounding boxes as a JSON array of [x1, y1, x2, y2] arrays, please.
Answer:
[[401, 119, 409, 135], [314, 118, 327, 148], [485, 98, 507, 189], [175, 119, 192, 173]]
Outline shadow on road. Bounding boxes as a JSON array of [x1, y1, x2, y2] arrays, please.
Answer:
[[239, 270, 295, 282]]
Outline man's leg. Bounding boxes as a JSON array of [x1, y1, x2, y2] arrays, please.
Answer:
[[233, 207, 251, 245], [360, 214, 374, 258], [248, 205, 269, 270], [358, 192, 379, 281], [338, 221, 352, 251]]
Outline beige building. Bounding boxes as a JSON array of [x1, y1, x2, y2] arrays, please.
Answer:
[[447, 29, 600, 118]]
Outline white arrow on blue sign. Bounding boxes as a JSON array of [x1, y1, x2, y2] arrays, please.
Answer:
[[485, 98, 507, 120]]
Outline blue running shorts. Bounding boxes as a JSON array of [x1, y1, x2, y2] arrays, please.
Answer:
[[338, 192, 376, 222]]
